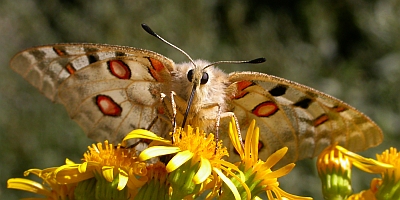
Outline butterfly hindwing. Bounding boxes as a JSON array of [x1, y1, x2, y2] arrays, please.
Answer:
[[10, 43, 175, 143], [227, 71, 383, 164]]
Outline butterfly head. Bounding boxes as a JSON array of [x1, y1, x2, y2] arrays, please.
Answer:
[[174, 60, 228, 101], [187, 64, 209, 86]]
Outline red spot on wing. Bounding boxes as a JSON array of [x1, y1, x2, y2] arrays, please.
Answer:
[[65, 63, 76, 74], [107, 60, 131, 79], [314, 114, 329, 127], [232, 80, 254, 99], [333, 106, 347, 112], [147, 57, 165, 82], [252, 101, 279, 117], [237, 80, 253, 91], [148, 57, 165, 71], [96, 95, 122, 116], [53, 47, 67, 56]]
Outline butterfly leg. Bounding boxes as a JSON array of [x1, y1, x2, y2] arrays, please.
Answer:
[[202, 103, 244, 150], [146, 93, 175, 140], [147, 91, 178, 143], [215, 105, 222, 143], [218, 111, 244, 149], [170, 91, 177, 136], [158, 91, 178, 134]]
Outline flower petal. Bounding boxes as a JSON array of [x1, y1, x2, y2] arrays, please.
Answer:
[[213, 159, 242, 177], [219, 165, 251, 199], [7, 178, 52, 196], [229, 117, 244, 160], [102, 166, 114, 182], [259, 163, 295, 180], [264, 147, 288, 169], [336, 146, 393, 173], [117, 168, 129, 190], [24, 168, 46, 177], [139, 146, 181, 161], [55, 166, 96, 184], [213, 168, 241, 200], [54, 163, 81, 174], [78, 161, 88, 173], [166, 150, 194, 172], [252, 126, 260, 163], [123, 129, 171, 144], [273, 186, 313, 199], [65, 158, 76, 165], [245, 120, 256, 162], [193, 157, 212, 184]]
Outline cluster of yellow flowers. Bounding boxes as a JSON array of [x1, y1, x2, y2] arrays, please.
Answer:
[[7, 118, 400, 199]]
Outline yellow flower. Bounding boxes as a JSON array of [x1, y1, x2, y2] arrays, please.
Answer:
[[7, 168, 76, 200], [347, 146, 400, 200], [123, 126, 246, 200], [8, 140, 149, 200], [317, 144, 393, 199], [228, 117, 312, 200], [347, 177, 382, 200], [374, 147, 400, 199], [57, 140, 148, 199], [317, 145, 352, 199]]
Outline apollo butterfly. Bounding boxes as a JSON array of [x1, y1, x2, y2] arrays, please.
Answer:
[[10, 24, 383, 165]]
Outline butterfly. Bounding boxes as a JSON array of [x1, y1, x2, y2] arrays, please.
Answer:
[[10, 24, 383, 165]]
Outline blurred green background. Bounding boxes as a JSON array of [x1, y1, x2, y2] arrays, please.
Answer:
[[1, 0, 399, 199]]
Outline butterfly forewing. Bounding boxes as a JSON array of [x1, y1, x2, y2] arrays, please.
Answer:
[[10, 44, 175, 143], [227, 71, 383, 165]]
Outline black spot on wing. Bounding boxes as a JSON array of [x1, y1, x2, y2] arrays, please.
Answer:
[[293, 97, 313, 109], [87, 54, 98, 64], [269, 84, 288, 96], [115, 51, 127, 57]]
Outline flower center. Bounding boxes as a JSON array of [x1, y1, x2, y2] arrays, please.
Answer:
[[172, 126, 228, 161]]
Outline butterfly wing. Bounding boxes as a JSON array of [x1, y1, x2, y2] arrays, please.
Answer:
[[227, 71, 383, 165], [10, 43, 174, 144]]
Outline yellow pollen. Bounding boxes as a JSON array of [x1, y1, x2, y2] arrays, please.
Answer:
[[83, 140, 143, 170], [172, 127, 227, 161]]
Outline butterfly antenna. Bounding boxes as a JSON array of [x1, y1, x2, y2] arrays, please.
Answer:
[[142, 23, 197, 68], [203, 57, 266, 69]]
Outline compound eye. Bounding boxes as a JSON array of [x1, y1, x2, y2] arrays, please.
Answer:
[[187, 69, 194, 82], [200, 72, 209, 84]]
